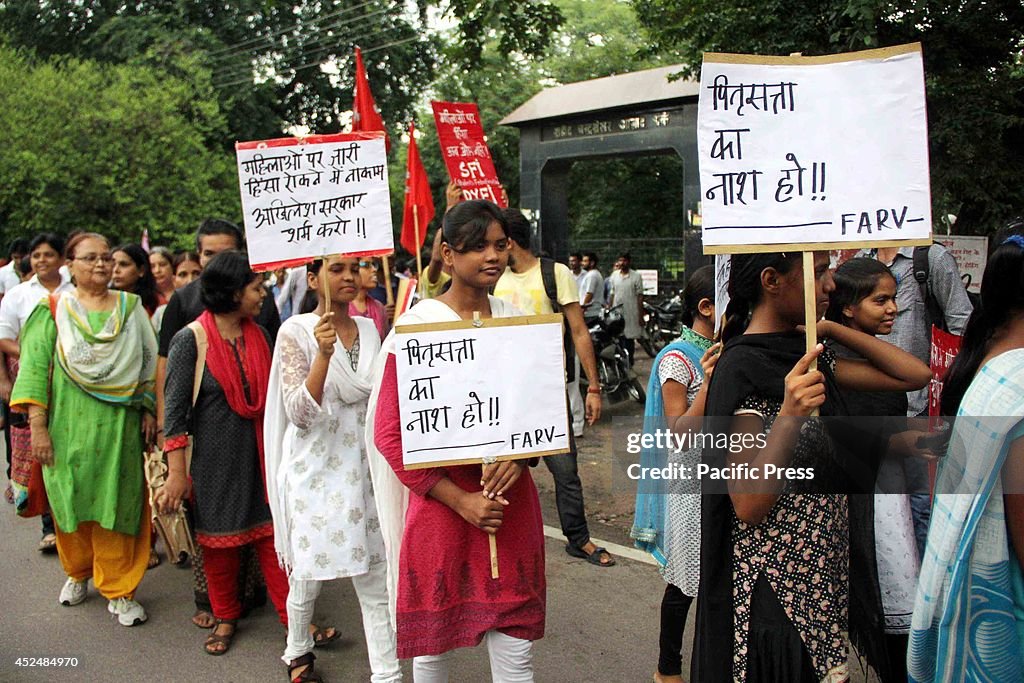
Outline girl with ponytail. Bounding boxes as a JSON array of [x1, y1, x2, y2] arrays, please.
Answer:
[[694, 251, 930, 683], [909, 235, 1024, 680]]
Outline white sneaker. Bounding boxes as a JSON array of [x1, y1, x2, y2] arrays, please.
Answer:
[[58, 577, 87, 606], [107, 597, 147, 626]]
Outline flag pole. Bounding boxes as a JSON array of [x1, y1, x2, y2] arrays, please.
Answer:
[[414, 205, 424, 297]]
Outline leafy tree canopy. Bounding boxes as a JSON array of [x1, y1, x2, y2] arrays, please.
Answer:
[[630, 0, 1024, 233], [0, 1, 564, 146], [0, 43, 238, 249]]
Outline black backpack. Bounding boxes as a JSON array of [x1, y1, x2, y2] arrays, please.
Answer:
[[540, 258, 576, 383], [912, 244, 978, 333]]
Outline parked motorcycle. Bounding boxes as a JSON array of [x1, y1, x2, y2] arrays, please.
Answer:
[[639, 293, 684, 358], [584, 305, 646, 404]]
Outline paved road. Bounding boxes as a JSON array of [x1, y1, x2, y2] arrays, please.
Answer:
[[0, 354, 873, 682], [0, 375, 685, 683]]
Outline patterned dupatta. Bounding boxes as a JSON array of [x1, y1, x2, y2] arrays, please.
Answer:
[[54, 290, 156, 409], [630, 326, 712, 565], [909, 349, 1024, 682]]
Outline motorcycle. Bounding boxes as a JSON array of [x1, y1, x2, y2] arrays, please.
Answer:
[[639, 293, 684, 358], [584, 305, 646, 404]]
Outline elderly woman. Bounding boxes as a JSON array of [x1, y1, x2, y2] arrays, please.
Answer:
[[149, 246, 176, 303], [11, 231, 158, 626], [157, 250, 291, 655]]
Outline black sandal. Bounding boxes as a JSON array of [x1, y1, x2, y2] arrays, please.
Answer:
[[288, 652, 323, 682], [204, 619, 237, 656], [565, 543, 616, 567]]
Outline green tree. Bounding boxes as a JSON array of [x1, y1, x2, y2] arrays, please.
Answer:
[[631, 0, 1024, 233], [0, 44, 239, 248], [0, 1, 565, 145]]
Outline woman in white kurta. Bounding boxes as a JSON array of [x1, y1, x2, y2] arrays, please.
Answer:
[[264, 256, 400, 683]]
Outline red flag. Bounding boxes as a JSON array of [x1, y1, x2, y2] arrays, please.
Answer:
[[401, 122, 435, 256], [352, 46, 390, 151]]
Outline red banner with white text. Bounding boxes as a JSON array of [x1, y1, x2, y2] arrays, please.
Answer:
[[431, 101, 506, 207]]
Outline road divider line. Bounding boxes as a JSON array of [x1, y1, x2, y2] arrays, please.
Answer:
[[542, 524, 658, 566]]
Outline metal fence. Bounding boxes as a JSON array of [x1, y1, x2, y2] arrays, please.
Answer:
[[570, 236, 692, 297]]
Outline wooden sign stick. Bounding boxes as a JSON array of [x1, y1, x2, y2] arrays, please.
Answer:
[[473, 310, 500, 580], [320, 252, 331, 309], [414, 206, 425, 298], [802, 251, 820, 417]]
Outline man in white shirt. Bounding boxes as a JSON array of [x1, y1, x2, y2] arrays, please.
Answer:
[[0, 238, 29, 302]]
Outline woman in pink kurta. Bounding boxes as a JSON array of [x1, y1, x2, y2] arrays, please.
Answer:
[[370, 200, 545, 680]]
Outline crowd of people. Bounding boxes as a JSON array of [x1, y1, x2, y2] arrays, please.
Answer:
[[1, 204, 1022, 682]]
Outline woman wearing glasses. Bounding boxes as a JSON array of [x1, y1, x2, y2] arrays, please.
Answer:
[[349, 258, 391, 340], [11, 232, 158, 626]]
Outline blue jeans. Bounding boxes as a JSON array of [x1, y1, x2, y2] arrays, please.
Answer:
[[542, 431, 590, 550]]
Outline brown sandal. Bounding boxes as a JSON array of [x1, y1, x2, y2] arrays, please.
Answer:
[[204, 619, 237, 656], [287, 652, 323, 682], [192, 609, 215, 629]]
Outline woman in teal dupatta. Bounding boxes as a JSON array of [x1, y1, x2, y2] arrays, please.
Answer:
[[630, 265, 719, 683], [909, 235, 1024, 681], [11, 233, 157, 626]]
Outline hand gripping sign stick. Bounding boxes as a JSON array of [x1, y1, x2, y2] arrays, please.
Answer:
[[699, 44, 936, 417], [473, 311, 500, 579]]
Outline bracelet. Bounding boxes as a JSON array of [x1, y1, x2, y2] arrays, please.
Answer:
[[587, 386, 602, 395]]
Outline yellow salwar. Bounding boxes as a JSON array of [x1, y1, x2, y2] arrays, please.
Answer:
[[55, 500, 151, 600]]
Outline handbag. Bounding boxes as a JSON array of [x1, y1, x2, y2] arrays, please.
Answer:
[[146, 320, 207, 561], [144, 448, 196, 562], [15, 458, 49, 518]]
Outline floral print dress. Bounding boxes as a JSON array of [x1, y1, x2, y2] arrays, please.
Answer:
[[270, 313, 385, 581]]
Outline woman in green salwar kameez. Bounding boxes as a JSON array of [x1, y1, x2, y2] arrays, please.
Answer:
[[11, 232, 158, 626]]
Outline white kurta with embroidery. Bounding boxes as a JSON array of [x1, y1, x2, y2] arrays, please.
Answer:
[[264, 313, 385, 581]]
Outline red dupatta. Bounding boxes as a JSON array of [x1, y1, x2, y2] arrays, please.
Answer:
[[197, 310, 272, 488]]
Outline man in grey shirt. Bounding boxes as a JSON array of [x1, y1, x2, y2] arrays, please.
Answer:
[[578, 252, 604, 314], [867, 242, 973, 560]]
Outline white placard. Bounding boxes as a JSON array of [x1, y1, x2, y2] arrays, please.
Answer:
[[235, 132, 394, 270], [395, 315, 571, 468], [698, 44, 931, 252], [638, 269, 659, 296], [935, 234, 988, 293]]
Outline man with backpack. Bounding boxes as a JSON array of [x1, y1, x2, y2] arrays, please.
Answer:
[[868, 242, 974, 560], [493, 208, 615, 568]]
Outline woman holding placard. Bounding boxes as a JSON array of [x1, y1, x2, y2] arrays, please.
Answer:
[[694, 251, 929, 683], [368, 200, 545, 682], [264, 256, 399, 683]]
